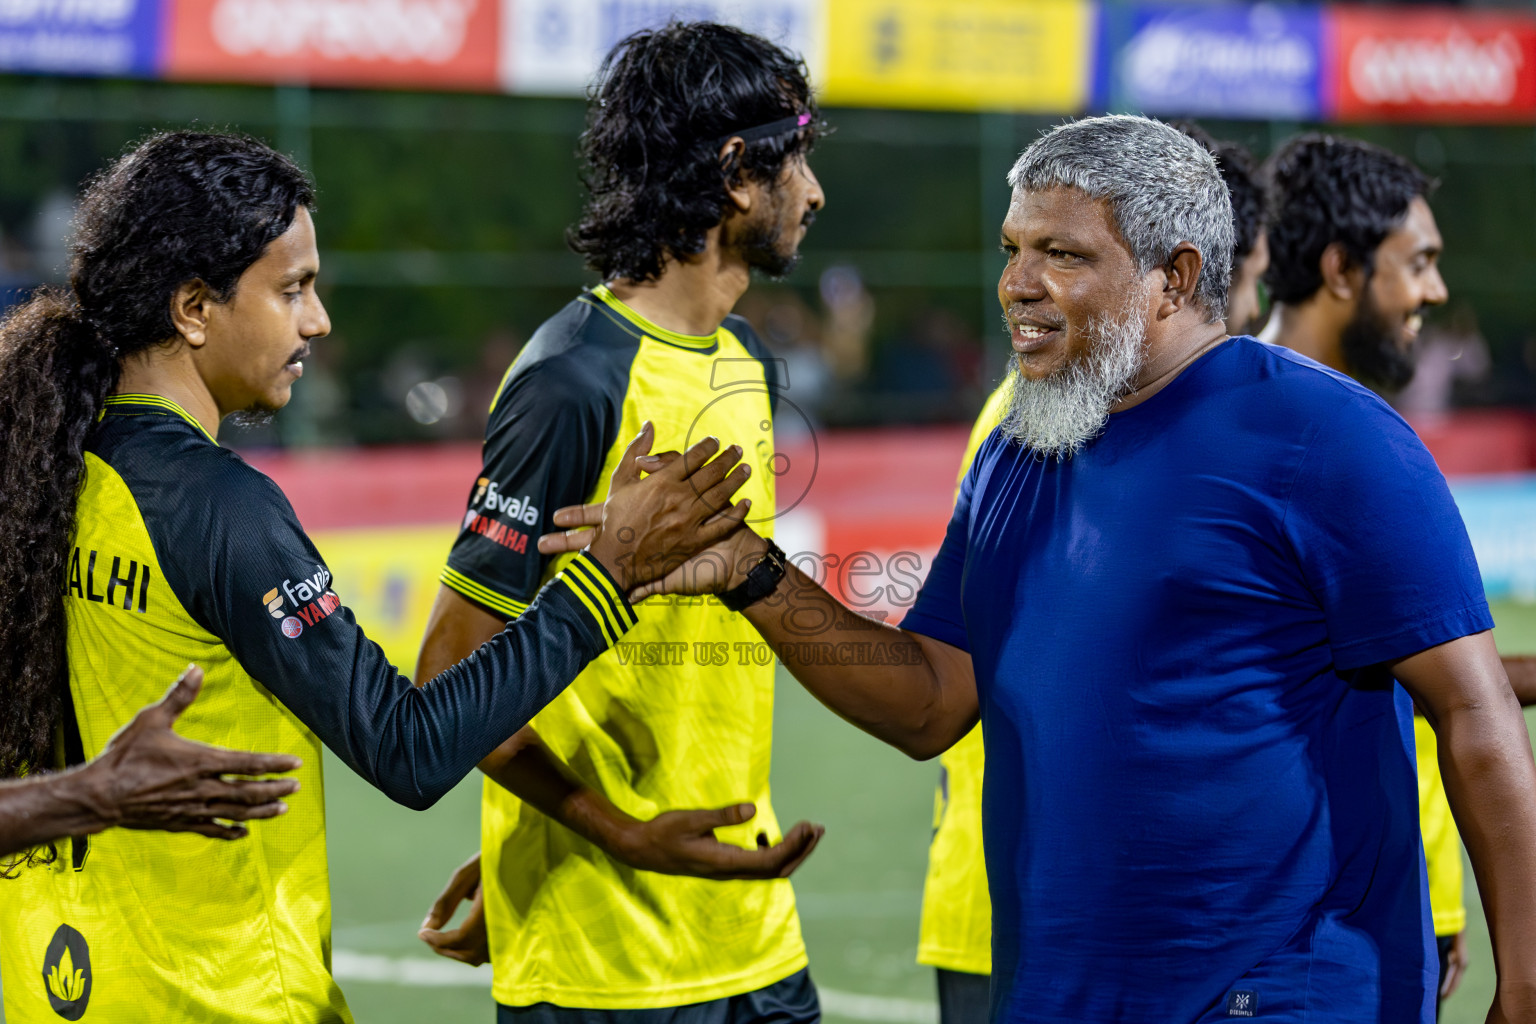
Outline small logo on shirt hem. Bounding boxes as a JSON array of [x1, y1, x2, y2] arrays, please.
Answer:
[[1226, 989, 1258, 1017], [41, 924, 91, 1020]]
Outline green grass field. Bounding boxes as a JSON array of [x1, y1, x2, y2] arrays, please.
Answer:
[[6, 605, 1533, 1023], [320, 600, 1536, 1024]]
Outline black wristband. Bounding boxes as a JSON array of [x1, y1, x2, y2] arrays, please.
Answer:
[[718, 539, 787, 612]]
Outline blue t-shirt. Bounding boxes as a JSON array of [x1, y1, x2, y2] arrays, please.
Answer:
[[902, 338, 1491, 1024]]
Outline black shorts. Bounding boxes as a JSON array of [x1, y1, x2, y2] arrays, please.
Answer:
[[935, 968, 989, 1024], [497, 969, 820, 1024]]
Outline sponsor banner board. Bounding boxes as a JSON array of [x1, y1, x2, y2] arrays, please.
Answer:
[[1330, 5, 1536, 122], [1111, 2, 1325, 120], [163, 0, 500, 90], [308, 525, 454, 670], [821, 0, 1094, 113], [500, 0, 819, 97], [0, 0, 164, 77], [1449, 475, 1536, 601]]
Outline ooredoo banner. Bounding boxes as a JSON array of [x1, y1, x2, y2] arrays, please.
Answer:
[[1329, 5, 1536, 122], [1110, 3, 1325, 120], [501, 0, 820, 97], [0, 0, 164, 77], [162, 0, 500, 90]]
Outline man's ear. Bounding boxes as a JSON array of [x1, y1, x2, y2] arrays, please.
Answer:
[[169, 280, 212, 349], [1319, 242, 1363, 302], [1158, 242, 1203, 319], [718, 138, 753, 216]]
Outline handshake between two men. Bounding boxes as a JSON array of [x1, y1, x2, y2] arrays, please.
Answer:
[[551, 420, 784, 609]]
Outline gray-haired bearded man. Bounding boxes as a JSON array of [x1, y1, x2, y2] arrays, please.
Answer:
[[553, 115, 1536, 1023]]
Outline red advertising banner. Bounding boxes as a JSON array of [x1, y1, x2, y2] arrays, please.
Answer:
[[1330, 5, 1536, 122], [163, 0, 499, 91]]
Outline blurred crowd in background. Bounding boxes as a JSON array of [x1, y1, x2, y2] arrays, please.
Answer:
[[7, 0, 1536, 449], [0, 89, 1524, 449]]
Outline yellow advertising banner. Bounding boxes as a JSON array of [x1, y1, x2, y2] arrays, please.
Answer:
[[820, 0, 1095, 113], [312, 525, 458, 676]]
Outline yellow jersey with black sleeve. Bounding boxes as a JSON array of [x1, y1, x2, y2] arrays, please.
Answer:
[[441, 284, 807, 1009], [0, 394, 635, 1024], [916, 382, 1009, 978], [1415, 718, 1466, 936]]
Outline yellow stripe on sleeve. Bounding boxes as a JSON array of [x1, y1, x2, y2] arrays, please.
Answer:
[[552, 552, 636, 648], [557, 573, 619, 646], [440, 567, 531, 621], [566, 557, 639, 631]]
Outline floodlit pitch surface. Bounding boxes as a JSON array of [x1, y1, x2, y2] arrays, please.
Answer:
[[5, 608, 1531, 1024], [324, 665, 937, 1024], [324, 603, 1536, 1024]]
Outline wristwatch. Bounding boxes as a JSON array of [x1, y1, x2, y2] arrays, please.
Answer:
[[718, 539, 787, 612]]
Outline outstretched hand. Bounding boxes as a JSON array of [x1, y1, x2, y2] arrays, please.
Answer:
[[576, 424, 754, 592], [610, 802, 824, 880], [1441, 929, 1467, 1000], [89, 666, 302, 840], [420, 851, 489, 966]]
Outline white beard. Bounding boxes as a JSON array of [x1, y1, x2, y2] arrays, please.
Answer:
[[1001, 289, 1151, 458]]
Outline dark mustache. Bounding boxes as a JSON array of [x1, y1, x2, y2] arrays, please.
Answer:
[[801, 209, 817, 229]]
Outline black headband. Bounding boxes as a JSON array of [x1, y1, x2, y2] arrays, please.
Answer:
[[711, 111, 812, 150]]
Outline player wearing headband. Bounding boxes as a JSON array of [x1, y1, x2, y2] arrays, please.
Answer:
[[416, 22, 827, 1024]]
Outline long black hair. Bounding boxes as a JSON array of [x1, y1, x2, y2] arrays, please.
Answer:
[[1264, 133, 1431, 304], [568, 21, 824, 282], [0, 130, 313, 777]]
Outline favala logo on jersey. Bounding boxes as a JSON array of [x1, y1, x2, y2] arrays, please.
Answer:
[[41, 924, 91, 1020], [262, 587, 286, 618], [473, 478, 539, 526], [262, 564, 341, 636]]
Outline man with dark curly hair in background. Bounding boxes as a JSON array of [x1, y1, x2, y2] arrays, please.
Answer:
[[1263, 132, 1536, 1017], [1194, 128, 1270, 336], [415, 22, 828, 1024], [1262, 134, 1445, 391]]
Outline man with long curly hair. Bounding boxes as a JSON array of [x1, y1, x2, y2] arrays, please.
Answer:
[[0, 129, 749, 1023], [415, 22, 827, 1024]]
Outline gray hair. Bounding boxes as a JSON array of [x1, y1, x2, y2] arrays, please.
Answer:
[[1007, 115, 1234, 319]]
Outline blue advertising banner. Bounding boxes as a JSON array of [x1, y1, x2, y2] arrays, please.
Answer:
[[1108, 2, 1325, 120], [1450, 474, 1536, 602], [0, 0, 164, 78]]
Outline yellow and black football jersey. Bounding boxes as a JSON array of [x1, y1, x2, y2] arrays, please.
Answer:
[[916, 383, 1008, 979], [0, 394, 634, 1023], [1416, 719, 1466, 937], [441, 285, 806, 1009]]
